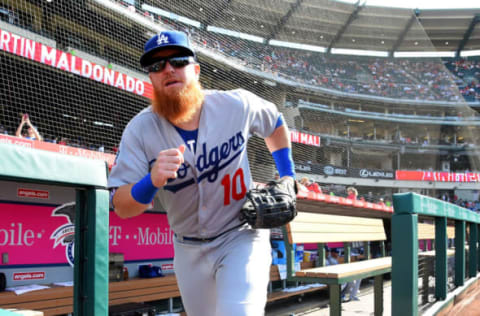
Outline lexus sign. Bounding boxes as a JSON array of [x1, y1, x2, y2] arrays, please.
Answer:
[[352, 168, 394, 179]]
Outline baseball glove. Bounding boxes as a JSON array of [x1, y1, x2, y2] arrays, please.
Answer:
[[240, 177, 298, 229]]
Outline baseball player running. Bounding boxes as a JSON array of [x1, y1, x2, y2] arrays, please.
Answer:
[[108, 30, 295, 316]]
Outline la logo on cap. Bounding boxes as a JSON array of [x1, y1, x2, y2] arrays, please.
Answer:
[[157, 33, 169, 45]]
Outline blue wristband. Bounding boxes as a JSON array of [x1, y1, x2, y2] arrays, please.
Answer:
[[272, 147, 295, 178], [131, 173, 159, 204], [275, 115, 284, 129]]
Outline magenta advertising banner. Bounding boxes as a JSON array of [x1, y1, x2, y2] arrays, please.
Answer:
[[109, 210, 174, 261], [0, 203, 174, 266]]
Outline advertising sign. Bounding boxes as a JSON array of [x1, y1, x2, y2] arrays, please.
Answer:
[[295, 163, 394, 179], [0, 28, 152, 99], [290, 130, 320, 147], [350, 168, 394, 179], [0, 203, 174, 266], [396, 170, 480, 182]]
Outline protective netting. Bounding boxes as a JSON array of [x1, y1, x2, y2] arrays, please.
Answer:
[[0, 0, 479, 205]]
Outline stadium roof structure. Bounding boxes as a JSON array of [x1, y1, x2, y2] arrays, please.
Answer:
[[145, 0, 480, 56]]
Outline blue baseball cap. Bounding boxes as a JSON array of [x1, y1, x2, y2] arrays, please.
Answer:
[[140, 31, 195, 67]]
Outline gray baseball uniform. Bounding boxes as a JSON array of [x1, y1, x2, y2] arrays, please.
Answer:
[[108, 88, 281, 316]]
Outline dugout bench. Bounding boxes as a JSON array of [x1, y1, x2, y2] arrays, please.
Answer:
[[0, 274, 181, 316], [282, 212, 392, 316], [1, 266, 322, 315], [267, 261, 328, 303]]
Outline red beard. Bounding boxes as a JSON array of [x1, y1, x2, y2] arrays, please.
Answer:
[[151, 80, 204, 125]]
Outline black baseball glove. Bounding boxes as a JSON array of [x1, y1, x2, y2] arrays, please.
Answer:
[[240, 177, 298, 229]]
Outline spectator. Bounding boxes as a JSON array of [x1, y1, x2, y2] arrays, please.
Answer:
[[343, 275, 361, 302], [343, 187, 363, 301], [307, 178, 322, 193], [58, 137, 68, 145], [15, 113, 43, 141], [346, 187, 358, 200], [297, 177, 310, 193], [325, 246, 340, 266], [300, 177, 322, 193], [366, 191, 374, 202], [325, 247, 360, 301]]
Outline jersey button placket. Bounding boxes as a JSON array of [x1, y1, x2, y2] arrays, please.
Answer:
[[197, 181, 207, 234]]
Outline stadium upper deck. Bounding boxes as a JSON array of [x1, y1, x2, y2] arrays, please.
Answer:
[[145, 0, 480, 53], [4, 1, 480, 104]]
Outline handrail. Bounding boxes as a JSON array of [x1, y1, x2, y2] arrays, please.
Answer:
[[394, 193, 480, 222], [391, 192, 479, 316]]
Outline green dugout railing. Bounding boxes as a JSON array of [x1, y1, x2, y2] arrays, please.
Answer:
[[392, 192, 480, 316], [0, 144, 109, 316]]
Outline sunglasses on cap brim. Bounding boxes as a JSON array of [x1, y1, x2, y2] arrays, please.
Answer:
[[145, 56, 196, 73]]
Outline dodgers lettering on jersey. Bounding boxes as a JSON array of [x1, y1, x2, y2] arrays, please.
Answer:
[[162, 131, 244, 192], [107, 89, 280, 237], [196, 131, 245, 183]]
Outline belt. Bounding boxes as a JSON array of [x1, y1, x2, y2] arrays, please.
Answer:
[[175, 222, 246, 243]]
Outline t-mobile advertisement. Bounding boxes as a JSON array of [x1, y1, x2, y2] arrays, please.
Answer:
[[0, 203, 174, 267]]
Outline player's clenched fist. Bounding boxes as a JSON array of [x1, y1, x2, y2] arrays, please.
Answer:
[[151, 145, 186, 187]]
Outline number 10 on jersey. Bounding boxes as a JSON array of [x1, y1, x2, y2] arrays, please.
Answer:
[[221, 168, 247, 205]]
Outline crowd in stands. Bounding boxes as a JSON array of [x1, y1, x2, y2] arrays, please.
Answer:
[[297, 173, 480, 213], [296, 176, 393, 206], [438, 193, 480, 213], [196, 31, 479, 103], [153, 10, 480, 103], [299, 175, 480, 214], [3, 1, 480, 104], [444, 60, 480, 102], [303, 119, 475, 147]]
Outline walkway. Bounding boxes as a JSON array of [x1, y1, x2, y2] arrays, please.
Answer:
[[266, 278, 480, 316], [266, 281, 392, 316]]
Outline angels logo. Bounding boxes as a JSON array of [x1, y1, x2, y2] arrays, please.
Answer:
[[50, 202, 76, 267], [157, 33, 169, 45]]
